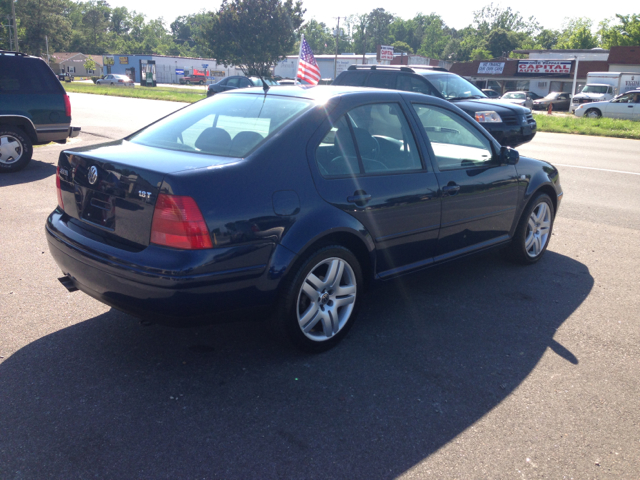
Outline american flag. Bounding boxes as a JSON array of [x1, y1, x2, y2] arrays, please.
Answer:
[[296, 38, 321, 85]]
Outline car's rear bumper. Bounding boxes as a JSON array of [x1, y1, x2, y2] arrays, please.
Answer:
[[46, 210, 293, 326]]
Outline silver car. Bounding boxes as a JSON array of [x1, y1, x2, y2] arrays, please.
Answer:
[[574, 90, 640, 120], [500, 91, 533, 110], [96, 74, 135, 87]]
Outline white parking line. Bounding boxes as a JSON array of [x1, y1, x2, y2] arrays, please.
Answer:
[[553, 163, 640, 176]]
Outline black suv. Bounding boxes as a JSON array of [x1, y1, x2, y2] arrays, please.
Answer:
[[333, 65, 536, 147], [0, 51, 80, 173]]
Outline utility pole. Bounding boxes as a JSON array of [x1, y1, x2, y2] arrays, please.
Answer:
[[10, 0, 18, 52], [333, 17, 340, 79]]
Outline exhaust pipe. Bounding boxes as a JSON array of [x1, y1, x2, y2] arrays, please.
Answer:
[[58, 275, 78, 292]]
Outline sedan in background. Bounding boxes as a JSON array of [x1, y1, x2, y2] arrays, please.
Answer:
[[207, 76, 279, 97], [96, 74, 134, 87], [47, 86, 562, 352], [533, 92, 571, 111], [482, 89, 500, 99], [574, 90, 640, 120], [501, 91, 533, 110]]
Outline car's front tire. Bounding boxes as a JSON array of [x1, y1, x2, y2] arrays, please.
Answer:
[[276, 245, 363, 353], [0, 126, 33, 173], [506, 192, 555, 264], [585, 108, 602, 118]]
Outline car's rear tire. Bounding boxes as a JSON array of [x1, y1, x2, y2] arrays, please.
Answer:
[[505, 192, 555, 264], [276, 245, 363, 353], [585, 108, 602, 118], [0, 126, 33, 173]]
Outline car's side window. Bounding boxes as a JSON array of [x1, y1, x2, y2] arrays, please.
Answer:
[[412, 104, 494, 171], [396, 75, 437, 96], [367, 73, 396, 89], [613, 93, 634, 103], [346, 103, 423, 173], [316, 116, 361, 177], [239, 78, 252, 88], [227, 78, 240, 87]]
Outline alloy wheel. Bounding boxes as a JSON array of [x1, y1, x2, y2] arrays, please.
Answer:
[[296, 257, 357, 342], [524, 202, 551, 258]]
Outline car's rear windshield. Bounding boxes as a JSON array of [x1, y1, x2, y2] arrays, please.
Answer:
[[128, 94, 313, 157], [503, 93, 525, 99], [0, 56, 64, 94]]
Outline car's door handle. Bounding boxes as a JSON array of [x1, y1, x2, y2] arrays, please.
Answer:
[[347, 194, 372, 205], [442, 185, 460, 196]]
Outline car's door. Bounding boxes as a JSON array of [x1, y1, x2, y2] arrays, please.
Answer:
[[410, 103, 519, 259], [310, 97, 441, 276], [603, 93, 635, 119]]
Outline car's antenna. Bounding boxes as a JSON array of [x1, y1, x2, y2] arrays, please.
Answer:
[[257, 74, 270, 94]]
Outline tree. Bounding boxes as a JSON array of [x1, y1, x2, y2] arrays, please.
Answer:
[[16, 0, 72, 56], [365, 8, 394, 52], [83, 56, 96, 72], [599, 14, 640, 47], [417, 15, 449, 59], [300, 19, 334, 55], [391, 41, 413, 54], [473, 3, 539, 36], [81, 0, 111, 54], [556, 18, 599, 49], [201, 0, 304, 76], [534, 29, 560, 49]]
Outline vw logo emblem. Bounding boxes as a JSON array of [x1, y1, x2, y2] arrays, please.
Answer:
[[87, 166, 98, 185]]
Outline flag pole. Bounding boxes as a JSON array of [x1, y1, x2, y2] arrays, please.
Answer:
[[295, 34, 304, 85]]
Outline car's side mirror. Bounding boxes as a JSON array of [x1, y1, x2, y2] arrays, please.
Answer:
[[500, 146, 519, 165]]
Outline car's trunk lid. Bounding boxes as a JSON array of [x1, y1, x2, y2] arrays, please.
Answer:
[[58, 140, 239, 248]]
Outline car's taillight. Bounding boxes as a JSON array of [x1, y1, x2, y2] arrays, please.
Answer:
[[150, 194, 213, 250], [56, 166, 64, 210], [63, 94, 71, 118], [118, 79, 123, 83]]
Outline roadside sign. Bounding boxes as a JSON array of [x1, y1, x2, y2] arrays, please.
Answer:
[[202, 64, 209, 68], [175, 69, 184, 75], [378, 45, 394, 61]]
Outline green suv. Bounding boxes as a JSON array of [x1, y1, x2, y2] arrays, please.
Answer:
[[0, 51, 80, 173]]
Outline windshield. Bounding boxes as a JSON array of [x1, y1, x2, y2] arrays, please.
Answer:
[[424, 74, 486, 100], [503, 93, 525, 99], [129, 94, 312, 157], [544, 92, 561, 99], [582, 85, 609, 94]]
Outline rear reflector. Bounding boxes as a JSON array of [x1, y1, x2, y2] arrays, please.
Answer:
[[63, 94, 71, 118], [56, 166, 64, 210], [150, 194, 213, 250]]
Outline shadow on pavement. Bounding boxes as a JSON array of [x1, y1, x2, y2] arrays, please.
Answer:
[[0, 251, 593, 479], [0, 159, 56, 186]]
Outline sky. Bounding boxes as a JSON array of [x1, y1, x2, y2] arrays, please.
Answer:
[[106, 0, 636, 34]]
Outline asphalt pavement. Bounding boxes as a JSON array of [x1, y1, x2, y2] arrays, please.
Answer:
[[0, 94, 638, 479]]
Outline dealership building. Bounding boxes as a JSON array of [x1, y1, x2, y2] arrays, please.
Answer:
[[450, 46, 640, 97]]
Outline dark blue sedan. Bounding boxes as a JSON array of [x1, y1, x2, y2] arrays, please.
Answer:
[[47, 86, 562, 352]]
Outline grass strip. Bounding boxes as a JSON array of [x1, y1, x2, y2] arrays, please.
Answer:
[[534, 113, 640, 140], [63, 82, 205, 103]]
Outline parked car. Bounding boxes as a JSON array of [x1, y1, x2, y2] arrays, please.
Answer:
[[0, 50, 80, 173], [179, 73, 207, 85], [96, 74, 135, 87], [207, 76, 279, 97], [500, 91, 534, 110], [47, 86, 562, 352], [532, 92, 571, 111], [482, 89, 500, 99], [573, 90, 640, 120], [332, 65, 536, 147]]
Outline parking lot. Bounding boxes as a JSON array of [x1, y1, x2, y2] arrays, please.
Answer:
[[1, 93, 639, 479]]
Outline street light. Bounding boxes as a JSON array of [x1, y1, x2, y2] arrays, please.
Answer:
[[571, 55, 580, 100]]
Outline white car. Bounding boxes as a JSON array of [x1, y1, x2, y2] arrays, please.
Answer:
[[500, 91, 533, 110], [574, 90, 640, 120], [96, 74, 135, 87]]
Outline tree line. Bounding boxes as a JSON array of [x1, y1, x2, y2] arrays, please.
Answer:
[[1, 0, 638, 75]]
